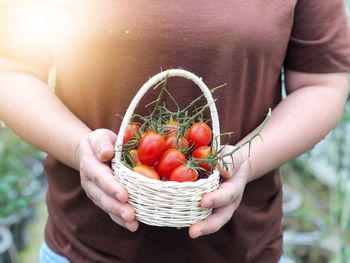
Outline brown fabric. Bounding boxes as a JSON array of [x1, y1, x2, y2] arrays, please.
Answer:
[[2, 1, 350, 262], [284, 0, 350, 73]]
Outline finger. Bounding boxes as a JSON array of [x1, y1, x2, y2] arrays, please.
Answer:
[[87, 129, 117, 162], [80, 157, 128, 203], [110, 214, 139, 232], [82, 179, 135, 222], [201, 178, 245, 209], [218, 161, 233, 179], [189, 203, 235, 239], [218, 146, 245, 179]]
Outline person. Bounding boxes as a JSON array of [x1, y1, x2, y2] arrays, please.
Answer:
[[1, 0, 350, 262]]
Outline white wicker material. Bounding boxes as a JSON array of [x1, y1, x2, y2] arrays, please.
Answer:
[[112, 69, 221, 227]]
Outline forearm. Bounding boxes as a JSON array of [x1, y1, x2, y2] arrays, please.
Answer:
[[240, 73, 349, 182], [0, 71, 91, 169]]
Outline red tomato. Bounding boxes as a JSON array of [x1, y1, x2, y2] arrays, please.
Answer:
[[165, 135, 189, 151], [133, 165, 160, 180], [157, 149, 186, 179], [169, 164, 198, 182], [164, 120, 180, 141], [129, 149, 141, 166], [137, 130, 166, 166], [191, 145, 215, 171], [188, 122, 212, 148], [123, 123, 140, 145]]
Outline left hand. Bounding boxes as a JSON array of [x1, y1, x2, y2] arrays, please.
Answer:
[[189, 145, 251, 238], [76, 129, 138, 232]]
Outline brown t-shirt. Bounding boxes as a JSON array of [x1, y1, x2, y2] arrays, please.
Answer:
[[1, 1, 350, 262]]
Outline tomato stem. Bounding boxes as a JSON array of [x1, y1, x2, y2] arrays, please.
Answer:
[[213, 108, 272, 162]]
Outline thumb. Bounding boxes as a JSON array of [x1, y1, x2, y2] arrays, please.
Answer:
[[87, 129, 117, 162], [218, 145, 245, 179]]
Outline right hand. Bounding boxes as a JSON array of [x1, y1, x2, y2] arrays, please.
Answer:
[[76, 129, 139, 232]]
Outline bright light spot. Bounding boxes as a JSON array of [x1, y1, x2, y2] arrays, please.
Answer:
[[7, 2, 73, 53], [13, 4, 52, 45]]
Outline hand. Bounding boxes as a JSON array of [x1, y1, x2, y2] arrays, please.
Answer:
[[189, 145, 251, 238], [76, 129, 139, 232]]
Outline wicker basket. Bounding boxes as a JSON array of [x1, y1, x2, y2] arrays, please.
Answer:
[[112, 69, 221, 227]]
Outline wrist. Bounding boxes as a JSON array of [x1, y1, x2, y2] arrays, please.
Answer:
[[239, 144, 256, 183], [72, 129, 93, 170]]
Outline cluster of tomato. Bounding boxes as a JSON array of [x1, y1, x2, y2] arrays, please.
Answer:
[[122, 120, 216, 182]]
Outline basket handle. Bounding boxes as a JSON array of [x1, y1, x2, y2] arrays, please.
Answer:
[[114, 69, 221, 161]]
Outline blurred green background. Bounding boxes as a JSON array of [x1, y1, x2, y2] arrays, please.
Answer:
[[280, 2, 350, 262], [1, 1, 350, 263]]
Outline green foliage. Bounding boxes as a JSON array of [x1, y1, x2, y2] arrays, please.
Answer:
[[0, 124, 44, 218]]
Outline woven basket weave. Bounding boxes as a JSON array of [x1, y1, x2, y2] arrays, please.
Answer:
[[112, 69, 221, 227]]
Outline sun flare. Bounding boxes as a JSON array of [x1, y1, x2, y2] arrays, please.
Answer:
[[5, 1, 72, 50]]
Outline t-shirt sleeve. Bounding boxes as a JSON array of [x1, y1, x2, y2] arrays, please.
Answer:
[[284, 0, 350, 73], [0, 1, 53, 82]]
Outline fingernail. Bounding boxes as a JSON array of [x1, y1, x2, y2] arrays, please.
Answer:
[[192, 228, 202, 239], [126, 221, 138, 232], [203, 199, 213, 208], [99, 147, 113, 162], [115, 192, 123, 202], [121, 211, 129, 221], [122, 208, 135, 222]]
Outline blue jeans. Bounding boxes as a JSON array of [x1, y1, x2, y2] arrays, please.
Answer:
[[40, 242, 70, 263], [40, 241, 285, 263]]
